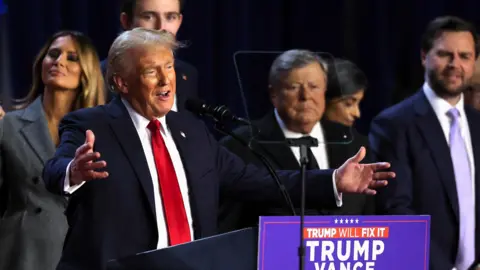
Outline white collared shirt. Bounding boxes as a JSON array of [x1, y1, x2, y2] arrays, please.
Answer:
[[121, 99, 193, 249], [64, 98, 193, 249], [274, 109, 330, 169], [274, 109, 342, 206], [171, 95, 178, 112], [423, 82, 475, 193]]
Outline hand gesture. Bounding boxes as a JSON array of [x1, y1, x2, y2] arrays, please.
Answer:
[[335, 147, 395, 195], [69, 130, 109, 185], [0, 105, 5, 119]]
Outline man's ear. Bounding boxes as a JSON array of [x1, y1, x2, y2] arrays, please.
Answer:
[[113, 75, 129, 94], [268, 84, 276, 98], [268, 84, 278, 106], [120, 12, 131, 30], [178, 14, 183, 28], [421, 50, 427, 67]]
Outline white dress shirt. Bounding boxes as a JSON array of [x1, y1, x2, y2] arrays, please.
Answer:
[[171, 95, 178, 112], [423, 82, 475, 193], [64, 98, 193, 249], [274, 109, 342, 206], [423, 82, 476, 270], [274, 109, 330, 169]]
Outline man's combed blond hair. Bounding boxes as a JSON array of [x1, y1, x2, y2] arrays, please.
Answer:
[[106, 28, 180, 92]]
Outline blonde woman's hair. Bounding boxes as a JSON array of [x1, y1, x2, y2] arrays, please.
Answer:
[[23, 30, 105, 109]]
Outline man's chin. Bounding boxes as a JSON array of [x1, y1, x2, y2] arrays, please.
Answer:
[[433, 82, 466, 98], [152, 104, 173, 118], [152, 110, 170, 118], [443, 86, 465, 97]]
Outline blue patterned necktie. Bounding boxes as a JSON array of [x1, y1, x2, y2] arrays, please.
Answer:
[[447, 108, 475, 270]]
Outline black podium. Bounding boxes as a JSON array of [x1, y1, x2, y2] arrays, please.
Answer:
[[106, 228, 258, 270]]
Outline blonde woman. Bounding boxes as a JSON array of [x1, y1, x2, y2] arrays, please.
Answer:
[[0, 30, 105, 270]]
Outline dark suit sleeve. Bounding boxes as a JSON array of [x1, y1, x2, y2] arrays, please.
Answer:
[[208, 126, 336, 208], [43, 113, 87, 195], [368, 115, 415, 215]]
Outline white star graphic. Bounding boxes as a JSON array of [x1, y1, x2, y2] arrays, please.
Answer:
[[350, 219, 354, 224], [334, 219, 338, 224], [345, 219, 349, 224], [340, 219, 344, 224], [355, 219, 359, 224]]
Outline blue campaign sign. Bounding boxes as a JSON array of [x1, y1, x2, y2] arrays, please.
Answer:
[[0, 0, 7, 14], [258, 215, 431, 270]]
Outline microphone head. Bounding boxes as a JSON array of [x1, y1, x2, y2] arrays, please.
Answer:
[[185, 98, 207, 115], [184, 98, 240, 123]]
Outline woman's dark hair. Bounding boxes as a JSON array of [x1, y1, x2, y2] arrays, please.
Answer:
[[326, 59, 368, 100]]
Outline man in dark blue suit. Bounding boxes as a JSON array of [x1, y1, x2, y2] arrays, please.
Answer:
[[43, 28, 394, 270], [369, 16, 480, 270], [102, 0, 197, 111]]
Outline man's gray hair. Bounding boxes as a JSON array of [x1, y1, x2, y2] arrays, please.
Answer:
[[106, 28, 180, 92], [268, 49, 328, 88]]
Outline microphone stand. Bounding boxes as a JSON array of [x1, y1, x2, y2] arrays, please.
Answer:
[[213, 122, 297, 216], [285, 137, 318, 270]]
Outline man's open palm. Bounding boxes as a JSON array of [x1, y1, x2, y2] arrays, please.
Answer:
[[336, 147, 395, 195], [70, 130, 109, 185]]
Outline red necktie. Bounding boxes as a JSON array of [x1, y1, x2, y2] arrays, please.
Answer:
[[147, 119, 191, 245]]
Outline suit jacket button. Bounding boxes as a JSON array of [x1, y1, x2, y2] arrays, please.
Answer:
[[35, 208, 42, 214]]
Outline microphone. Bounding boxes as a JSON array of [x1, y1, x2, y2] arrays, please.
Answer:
[[185, 99, 251, 125], [186, 98, 297, 216]]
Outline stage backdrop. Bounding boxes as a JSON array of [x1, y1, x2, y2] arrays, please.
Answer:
[[2, 0, 480, 135]]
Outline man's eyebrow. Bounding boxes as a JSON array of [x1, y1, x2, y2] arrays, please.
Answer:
[[459, 51, 474, 56], [138, 10, 157, 16], [141, 60, 175, 67]]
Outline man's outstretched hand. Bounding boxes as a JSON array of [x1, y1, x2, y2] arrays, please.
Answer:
[[335, 147, 394, 195], [69, 130, 109, 186]]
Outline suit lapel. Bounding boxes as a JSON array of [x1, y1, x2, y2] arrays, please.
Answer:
[[166, 113, 204, 238], [414, 91, 459, 221], [465, 106, 480, 252], [19, 97, 55, 164], [255, 112, 300, 170], [107, 98, 156, 218]]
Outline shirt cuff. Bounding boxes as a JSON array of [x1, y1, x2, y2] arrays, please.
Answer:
[[332, 169, 343, 207], [64, 160, 85, 194]]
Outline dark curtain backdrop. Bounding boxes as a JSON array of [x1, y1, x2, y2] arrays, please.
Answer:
[[2, 0, 480, 135]]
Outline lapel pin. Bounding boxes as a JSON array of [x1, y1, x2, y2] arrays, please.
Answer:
[[180, 131, 186, 138], [182, 74, 187, 80]]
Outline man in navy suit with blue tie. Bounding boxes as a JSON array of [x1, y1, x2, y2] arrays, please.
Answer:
[[369, 16, 480, 270], [43, 28, 394, 270]]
